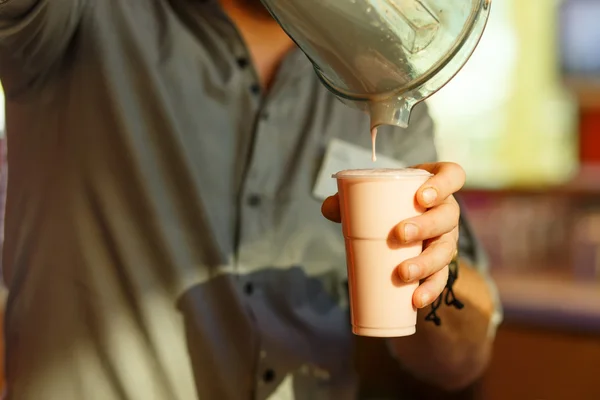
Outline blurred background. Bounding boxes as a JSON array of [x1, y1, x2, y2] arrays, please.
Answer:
[[428, 0, 600, 399], [1, 0, 599, 399]]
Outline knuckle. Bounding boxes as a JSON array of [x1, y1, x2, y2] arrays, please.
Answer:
[[438, 173, 454, 192], [421, 216, 438, 238], [422, 240, 455, 275], [438, 240, 456, 264], [442, 164, 466, 191], [426, 271, 448, 300], [420, 253, 437, 276], [423, 205, 459, 237], [445, 201, 461, 226], [418, 255, 433, 275], [450, 163, 467, 182]]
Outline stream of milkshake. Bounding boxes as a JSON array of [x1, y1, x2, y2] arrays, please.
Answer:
[[371, 127, 378, 162]]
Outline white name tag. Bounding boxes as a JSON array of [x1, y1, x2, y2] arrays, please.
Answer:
[[312, 138, 406, 200]]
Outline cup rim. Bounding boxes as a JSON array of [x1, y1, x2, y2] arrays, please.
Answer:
[[332, 168, 433, 180]]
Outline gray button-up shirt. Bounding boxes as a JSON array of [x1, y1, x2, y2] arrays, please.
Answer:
[[0, 1, 499, 399]]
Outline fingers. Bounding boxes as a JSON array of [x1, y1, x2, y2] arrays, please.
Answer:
[[397, 231, 457, 283], [411, 162, 466, 208], [321, 193, 341, 223], [395, 197, 460, 243], [413, 266, 449, 308]]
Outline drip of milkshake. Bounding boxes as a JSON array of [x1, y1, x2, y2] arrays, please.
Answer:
[[370, 127, 378, 162]]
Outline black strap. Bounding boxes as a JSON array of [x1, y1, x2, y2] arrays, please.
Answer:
[[425, 256, 464, 326]]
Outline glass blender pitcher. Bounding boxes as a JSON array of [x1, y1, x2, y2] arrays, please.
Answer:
[[260, 0, 492, 129]]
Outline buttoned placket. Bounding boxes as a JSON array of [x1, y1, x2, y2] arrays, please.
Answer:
[[238, 98, 281, 396], [213, 5, 316, 394], [224, 20, 285, 396]]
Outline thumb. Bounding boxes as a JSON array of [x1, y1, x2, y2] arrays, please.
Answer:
[[321, 193, 342, 223]]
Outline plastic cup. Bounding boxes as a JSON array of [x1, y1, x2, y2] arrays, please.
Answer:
[[333, 168, 432, 337]]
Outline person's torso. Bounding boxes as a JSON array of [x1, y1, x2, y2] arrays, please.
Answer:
[[2, 1, 436, 399]]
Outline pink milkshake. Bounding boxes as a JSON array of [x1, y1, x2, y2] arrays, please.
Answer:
[[333, 168, 432, 337]]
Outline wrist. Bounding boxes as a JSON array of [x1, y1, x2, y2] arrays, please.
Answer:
[[452, 260, 496, 323]]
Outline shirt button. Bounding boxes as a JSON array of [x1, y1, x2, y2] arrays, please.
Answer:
[[247, 194, 262, 207], [250, 83, 261, 95], [262, 369, 276, 383], [236, 57, 249, 68], [244, 282, 254, 295]]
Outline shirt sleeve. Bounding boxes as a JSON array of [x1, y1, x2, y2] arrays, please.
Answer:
[[389, 102, 503, 337], [0, 0, 87, 95]]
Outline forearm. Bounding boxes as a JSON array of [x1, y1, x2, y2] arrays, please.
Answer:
[[388, 260, 497, 392]]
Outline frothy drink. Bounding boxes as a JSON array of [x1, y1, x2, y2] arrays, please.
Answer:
[[333, 168, 432, 337]]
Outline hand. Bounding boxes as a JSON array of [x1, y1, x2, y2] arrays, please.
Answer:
[[321, 162, 465, 309]]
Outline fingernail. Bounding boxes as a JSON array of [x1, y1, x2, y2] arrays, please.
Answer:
[[406, 264, 420, 282], [422, 188, 437, 205], [403, 223, 419, 242]]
